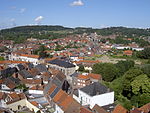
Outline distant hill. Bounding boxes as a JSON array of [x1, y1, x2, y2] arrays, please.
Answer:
[[0, 25, 150, 43]]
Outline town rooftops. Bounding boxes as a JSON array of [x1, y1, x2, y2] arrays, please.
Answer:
[[80, 82, 112, 96], [48, 59, 75, 68]]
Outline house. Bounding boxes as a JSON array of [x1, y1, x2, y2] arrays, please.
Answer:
[[75, 73, 91, 88], [11, 53, 39, 65], [28, 85, 44, 95], [4, 92, 27, 111], [112, 104, 128, 113], [21, 79, 42, 87], [80, 107, 93, 113], [123, 50, 133, 56], [75, 60, 100, 72], [76, 82, 114, 109], [130, 103, 150, 113], [0, 67, 18, 79], [18, 69, 33, 80], [139, 103, 150, 113], [73, 73, 102, 88], [0, 78, 16, 91], [47, 59, 76, 81], [92, 104, 108, 113], [52, 89, 81, 113], [35, 64, 48, 73]]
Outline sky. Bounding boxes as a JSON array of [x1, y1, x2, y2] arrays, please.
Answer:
[[0, 0, 150, 29]]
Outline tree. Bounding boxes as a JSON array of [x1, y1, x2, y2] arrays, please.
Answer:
[[137, 47, 150, 59], [122, 68, 143, 98], [131, 74, 150, 95], [78, 65, 85, 72], [110, 77, 124, 95], [92, 63, 119, 82], [117, 94, 132, 110], [115, 60, 135, 77], [140, 64, 150, 78]]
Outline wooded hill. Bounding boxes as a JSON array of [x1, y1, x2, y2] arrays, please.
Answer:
[[0, 25, 150, 43]]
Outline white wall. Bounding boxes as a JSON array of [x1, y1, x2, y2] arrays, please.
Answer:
[[1, 84, 10, 90], [28, 90, 43, 95], [78, 90, 114, 109], [91, 92, 114, 108], [11, 54, 39, 65], [78, 90, 92, 106], [6, 99, 27, 111], [26, 100, 44, 113], [73, 94, 80, 104]]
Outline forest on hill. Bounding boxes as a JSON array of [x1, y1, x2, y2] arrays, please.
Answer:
[[0, 25, 150, 43]]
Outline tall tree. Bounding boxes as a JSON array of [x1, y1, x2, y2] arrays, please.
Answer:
[[92, 63, 119, 82]]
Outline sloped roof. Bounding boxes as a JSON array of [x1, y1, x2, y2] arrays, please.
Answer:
[[92, 104, 108, 113], [17, 64, 25, 70], [18, 69, 33, 78], [80, 107, 92, 113], [35, 64, 48, 72], [28, 68, 40, 76], [48, 59, 75, 68], [53, 89, 65, 103], [8, 76, 20, 84], [80, 82, 112, 96], [139, 103, 150, 113], [88, 73, 102, 80], [113, 104, 128, 113]]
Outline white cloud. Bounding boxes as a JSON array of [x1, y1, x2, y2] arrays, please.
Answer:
[[70, 0, 84, 6], [20, 8, 26, 13], [10, 18, 16, 26], [34, 16, 44, 24], [100, 25, 109, 28]]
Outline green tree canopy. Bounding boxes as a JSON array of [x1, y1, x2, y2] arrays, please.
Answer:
[[92, 63, 119, 82], [131, 74, 150, 95], [115, 60, 135, 77], [137, 47, 150, 59]]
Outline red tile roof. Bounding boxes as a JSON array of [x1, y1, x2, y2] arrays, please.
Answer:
[[80, 107, 92, 113], [89, 73, 102, 80], [53, 89, 66, 103], [0, 60, 27, 64], [31, 101, 39, 107], [113, 104, 128, 113], [78, 74, 90, 80], [139, 103, 150, 113], [48, 84, 57, 95], [59, 95, 74, 111], [92, 104, 108, 113]]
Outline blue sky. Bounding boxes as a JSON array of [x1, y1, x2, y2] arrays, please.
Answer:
[[0, 0, 150, 29]]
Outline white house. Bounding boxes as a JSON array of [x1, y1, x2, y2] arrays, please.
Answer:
[[10, 53, 39, 65], [74, 82, 114, 109], [28, 85, 44, 95]]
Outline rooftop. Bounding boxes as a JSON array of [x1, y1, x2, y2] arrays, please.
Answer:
[[48, 59, 75, 68], [80, 82, 112, 96]]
